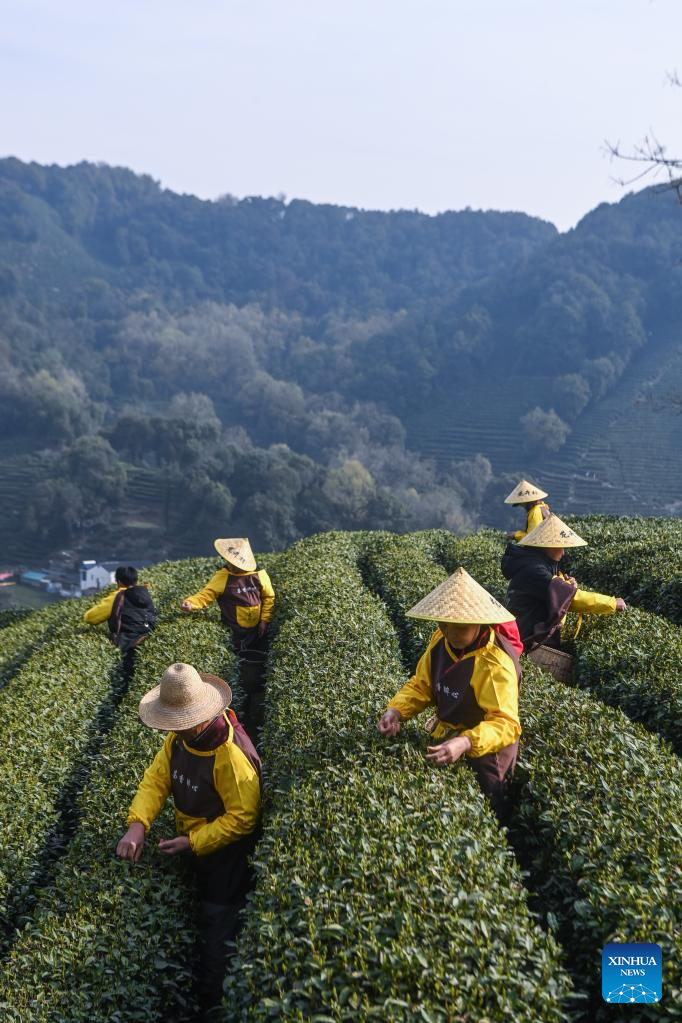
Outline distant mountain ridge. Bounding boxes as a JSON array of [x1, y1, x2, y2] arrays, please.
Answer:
[[0, 157, 680, 564]]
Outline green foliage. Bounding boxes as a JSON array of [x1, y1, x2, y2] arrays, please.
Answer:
[[225, 531, 571, 1022], [571, 606, 682, 753], [514, 663, 682, 1019], [360, 531, 447, 666], [0, 595, 91, 692], [0, 607, 34, 630], [361, 530, 682, 1018], [0, 556, 238, 1021], [3, 159, 682, 565], [435, 528, 508, 604], [564, 516, 682, 624], [0, 613, 121, 943], [520, 407, 571, 453], [3, 523, 682, 1016]]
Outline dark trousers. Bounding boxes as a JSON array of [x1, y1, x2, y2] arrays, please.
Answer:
[[121, 647, 137, 681], [466, 741, 519, 823], [191, 831, 258, 1015], [229, 627, 268, 738]]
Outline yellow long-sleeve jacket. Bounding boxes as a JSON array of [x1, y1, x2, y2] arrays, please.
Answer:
[[83, 586, 125, 625], [184, 568, 275, 630], [127, 714, 261, 857], [387, 627, 521, 757], [513, 501, 551, 541]]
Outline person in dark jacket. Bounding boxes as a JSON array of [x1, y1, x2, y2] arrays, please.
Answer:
[[84, 566, 157, 678], [501, 514, 626, 652]]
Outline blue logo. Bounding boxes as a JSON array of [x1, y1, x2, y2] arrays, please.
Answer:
[[602, 942, 662, 1004]]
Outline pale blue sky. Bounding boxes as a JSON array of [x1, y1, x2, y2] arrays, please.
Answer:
[[2, 0, 681, 229]]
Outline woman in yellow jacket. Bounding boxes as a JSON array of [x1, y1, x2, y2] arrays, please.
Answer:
[[501, 513, 626, 652], [116, 662, 261, 1015], [180, 538, 274, 654], [377, 568, 522, 822], [504, 478, 551, 541]]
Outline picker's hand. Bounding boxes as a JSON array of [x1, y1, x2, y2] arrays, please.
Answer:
[[180, 600, 193, 613], [615, 598, 627, 612], [377, 708, 401, 737], [258, 620, 269, 637], [426, 735, 472, 766], [116, 822, 146, 863], [158, 836, 190, 855], [506, 531, 517, 540]]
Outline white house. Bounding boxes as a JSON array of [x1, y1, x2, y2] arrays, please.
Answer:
[[79, 560, 116, 592]]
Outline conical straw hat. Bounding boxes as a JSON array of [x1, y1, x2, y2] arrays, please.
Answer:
[[504, 479, 549, 504], [518, 513, 587, 548], [407, 567, 515, 625], [139, 662, 232, 731], [214, 537, 257, 572]]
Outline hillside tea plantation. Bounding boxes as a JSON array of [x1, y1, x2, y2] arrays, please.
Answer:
[[0, 517, 679, 1021]]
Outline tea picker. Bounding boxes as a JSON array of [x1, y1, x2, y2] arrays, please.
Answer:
[[180, 538, 275, 734], [116, 662, 261, 1017], [503, 478, 551, 541], [501, 514, 627, 675], [378, 568, 523, 822], [84, 565, 157, 679]]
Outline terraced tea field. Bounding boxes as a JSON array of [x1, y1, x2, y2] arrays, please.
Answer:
[[0, 518, 679, 1020]]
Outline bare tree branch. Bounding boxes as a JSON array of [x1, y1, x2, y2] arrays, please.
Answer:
[[604, 130, 682, 201]]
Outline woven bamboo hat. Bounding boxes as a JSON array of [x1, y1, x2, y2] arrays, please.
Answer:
[[139, 662, 232, 731], [407, 567, 515, 625], [519, 513, 587, 548], [504, 479, 548, 505], [214, 537, 257, 572]]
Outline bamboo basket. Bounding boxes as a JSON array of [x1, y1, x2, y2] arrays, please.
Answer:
[[527, 644, 573, 682]]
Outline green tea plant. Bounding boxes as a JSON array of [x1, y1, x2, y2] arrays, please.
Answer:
[[224, 532, 572, 1022], [565, 517, 682, 623], [0, 557, 239, 1022], [0, 596, 88, 693], [0, 607, 34, 630], [0, 620, 121, 945], [514, 661, 681, 1019], [369, 532, 681, 1018], [570, 606, 682, 754], [431, 528, 508, 604], [360, 531, 447, 665]]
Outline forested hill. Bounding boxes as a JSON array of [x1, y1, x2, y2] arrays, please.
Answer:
[[0, 157, 555, 313], [1, 157, 681, 565]]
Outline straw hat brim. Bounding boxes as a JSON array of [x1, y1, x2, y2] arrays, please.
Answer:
[[213, 538, 257, 573], [406, 567, 516, 625], [518, 515, 587, 548], [139, 673, 232, 731], [504, 483, 548, 504], [408, 608, 515, 625], [504, 492, 548, 505]]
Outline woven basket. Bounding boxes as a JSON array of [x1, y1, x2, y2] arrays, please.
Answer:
[[527, 644, 573, 682]]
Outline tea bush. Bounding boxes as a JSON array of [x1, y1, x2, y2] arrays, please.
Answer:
[[370, 531, 682, 1018], [224, 531, 572, 1022], [0, 596, 89, 693], [565, 517, 682, 623], [0, 607, 34, 630], [0, 558, 238, 1021], [514, 660, 681, 1019], [0, 618, 121, 944], [360, 531, 448, 665], [570, 606, 682, 754]]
